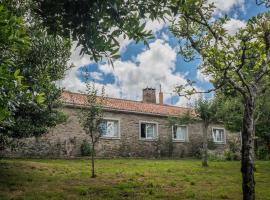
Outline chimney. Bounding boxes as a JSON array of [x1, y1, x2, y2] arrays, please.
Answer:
[[142, 87, 156, 103], [159, 84, 163, 105]]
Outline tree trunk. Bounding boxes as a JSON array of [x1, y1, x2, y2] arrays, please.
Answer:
[[91, 143, 96, 178], [202, 123, 208, 167], [241, 98, 255, 200]]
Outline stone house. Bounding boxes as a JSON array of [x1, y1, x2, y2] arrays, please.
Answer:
[[1, 88, 236, 158]]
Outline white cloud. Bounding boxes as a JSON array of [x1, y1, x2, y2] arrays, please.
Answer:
[[100, 39, 198, 106], [208, 0, 245, 14], [89, 72, 103, 81], [69, 42, 93, 67], [196, 68, 212, 82], [175, 93, 203, 107], [56, 66, 86, 93], [116, 34, 133, 54], [56, 65, 121, 98], [144, 19, 168, 33], [223, 18, 246, 36], [60, 39, 200, 107]]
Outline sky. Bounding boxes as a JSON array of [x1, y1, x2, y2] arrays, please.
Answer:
[[57, 0, 268, 107]]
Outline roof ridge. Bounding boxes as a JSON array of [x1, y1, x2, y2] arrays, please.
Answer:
[[62, 90, 190, 110]]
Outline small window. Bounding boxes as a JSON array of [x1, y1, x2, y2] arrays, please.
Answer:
[[172, 125, 188, 141], [140, 122, 158, 140], [212, 128, 225, 143], [100, 119, 120, 138]]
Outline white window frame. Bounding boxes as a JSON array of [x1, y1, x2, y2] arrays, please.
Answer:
[[172, 125, 189, 142], [100, 118, 121, 139], [212, 127, 226, 144], [139, 121, 159, 141]]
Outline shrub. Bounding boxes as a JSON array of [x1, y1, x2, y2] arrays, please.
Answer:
[[208, 150, 226, 161], [225, 150, 241, 161], [80, 140, 91, 156]]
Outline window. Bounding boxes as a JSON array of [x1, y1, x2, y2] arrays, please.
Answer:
[[172, 125, 188, 141], [140, 122, 158, 140], [212, 128, 225, 143], [100, 119, 120, 138]]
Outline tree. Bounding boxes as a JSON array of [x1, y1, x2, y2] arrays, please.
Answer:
[[0, 4, 30, 125], [79, 82, 105, 178], [31, 0, 171, 62], [6, 26, 71, 138], [195, 98, 218, 167], [215, 82, 270, 154], [0, 2, 71, 138], [168, 98, 218, 167], [170, 1, 270, 199]]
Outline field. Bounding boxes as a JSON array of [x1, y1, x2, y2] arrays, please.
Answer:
[[0, 159, 269, 200]]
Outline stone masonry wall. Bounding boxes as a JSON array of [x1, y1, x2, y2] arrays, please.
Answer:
[[0, 106, 237, 158]]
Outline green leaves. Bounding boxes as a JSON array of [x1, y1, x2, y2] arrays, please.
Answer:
[[36, 93, 46, 104], [0, 2, 71, 138], [0, 4, 30, 125], [78, 82, 105, 143], [33, 0, 172, 62]]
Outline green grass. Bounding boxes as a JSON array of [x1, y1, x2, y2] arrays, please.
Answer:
[[0, 159, 269, 200]]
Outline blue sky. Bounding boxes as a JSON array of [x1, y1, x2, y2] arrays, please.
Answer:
[[59, 0, 268, 107]]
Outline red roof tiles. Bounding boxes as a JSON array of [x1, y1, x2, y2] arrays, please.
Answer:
[[61, 91, 191, 117]]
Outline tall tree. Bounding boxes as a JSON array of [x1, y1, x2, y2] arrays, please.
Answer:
[[195, 98, 218, 167], [215, 82, 270, 153], [170, 1, 270, 199], [79, 82, 105, 178], [0, 4, 30, 125], [0, 3, 71, 138], [168, 98, 218, 167]]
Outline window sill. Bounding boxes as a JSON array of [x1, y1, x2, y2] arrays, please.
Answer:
[[139, 138, 158, 142], [173, 140, 188, 143], [100, 137, 121, 140], [213, 141, 226, 144]]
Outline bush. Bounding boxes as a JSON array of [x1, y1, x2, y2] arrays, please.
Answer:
[[208, 150, 226, 161], [80, 140, 91, 156], [225, 150, 240, 161], [257, 145, 269, 160]]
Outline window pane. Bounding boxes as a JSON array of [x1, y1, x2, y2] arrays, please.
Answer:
[[100, 121, 106, 136], [100, 120, 119, 137], [113, 121, 119, 137], [176, 126, 186, 140], [173, 126, 177, 139], [141, 123, 156, 139], [141, 123, 146, 138], [106, 121, 114, 137], [213, 129, 224, 143], [146, 124, 154, 138]]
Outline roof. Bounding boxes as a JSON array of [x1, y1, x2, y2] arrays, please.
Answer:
[[61, 91, 192, 117]]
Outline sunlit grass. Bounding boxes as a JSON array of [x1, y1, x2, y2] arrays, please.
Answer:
[[0, 159, 269, 199]]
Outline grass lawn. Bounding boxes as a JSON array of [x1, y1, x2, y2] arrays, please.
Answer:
[[0, 159, 269, 200]]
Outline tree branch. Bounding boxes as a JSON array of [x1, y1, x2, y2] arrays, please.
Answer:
[[255, 31, 270, 83]]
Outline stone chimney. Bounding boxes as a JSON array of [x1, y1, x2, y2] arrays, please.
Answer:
[[159, 85, 163, 105], [142, 87, 156, 103]]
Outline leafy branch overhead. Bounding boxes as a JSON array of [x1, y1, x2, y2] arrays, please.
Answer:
[[33, 0, 172, 62], [170, 1, 270, 98]]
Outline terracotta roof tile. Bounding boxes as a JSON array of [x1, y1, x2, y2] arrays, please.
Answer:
[[61, 91, 191, 117]]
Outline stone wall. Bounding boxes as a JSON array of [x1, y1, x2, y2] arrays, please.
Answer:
[[0, 106, 237, 158]]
